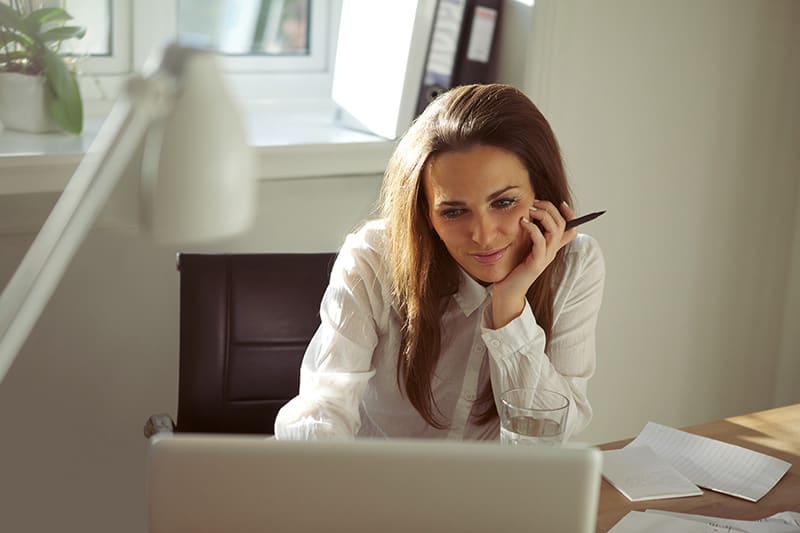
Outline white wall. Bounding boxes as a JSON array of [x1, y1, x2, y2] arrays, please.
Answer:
[[775, 175, 800, 407], [516, 0, 800, 443], [0, 1, 798, 532]]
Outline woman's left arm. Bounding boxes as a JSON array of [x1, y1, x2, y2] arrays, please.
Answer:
[[482, 236, 605, 439]]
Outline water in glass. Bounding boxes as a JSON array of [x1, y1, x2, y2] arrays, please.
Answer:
[[500, 415, 562, 446]]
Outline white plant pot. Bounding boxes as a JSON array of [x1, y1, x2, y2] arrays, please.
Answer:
[[0, 72, 60, 134]]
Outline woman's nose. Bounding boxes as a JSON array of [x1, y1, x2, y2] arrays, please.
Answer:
[[471, 213, 496, 246]]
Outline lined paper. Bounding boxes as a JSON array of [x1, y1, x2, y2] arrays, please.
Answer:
[[602, 445, 704, 501], [626, 422, 792, 502], [646, 510, 800, 533], [611, 510, 800, 533], [608, 511, 718, 532]]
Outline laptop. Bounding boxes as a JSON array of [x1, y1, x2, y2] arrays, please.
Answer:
[[147, 434, 602, 533]]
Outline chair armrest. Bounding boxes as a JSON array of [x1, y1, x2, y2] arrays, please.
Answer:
[[144, 413, 176, 439]]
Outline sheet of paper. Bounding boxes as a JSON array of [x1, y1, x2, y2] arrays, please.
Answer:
[[602, 445, 704, 501], [646, 510, 800, 533], [626, 422, 792, 502], [769, 513, 800, 528], [609, 511, 719, 532]]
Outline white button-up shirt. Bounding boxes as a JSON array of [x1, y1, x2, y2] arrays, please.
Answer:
[[274, 219, 605, 441]]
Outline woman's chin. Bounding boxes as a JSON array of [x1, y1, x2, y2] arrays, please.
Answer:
[[466, 265, 510, 286]]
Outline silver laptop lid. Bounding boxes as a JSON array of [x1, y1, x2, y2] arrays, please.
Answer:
[[147, 435, 602, 533]]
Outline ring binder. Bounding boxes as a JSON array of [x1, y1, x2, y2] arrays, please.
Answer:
[[416, 0, 503, 116]]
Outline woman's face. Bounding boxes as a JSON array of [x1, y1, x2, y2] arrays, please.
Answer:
[[422, 144, 535, 285]]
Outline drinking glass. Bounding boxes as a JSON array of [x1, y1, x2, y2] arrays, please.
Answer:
[[499, 388, 569, 446]]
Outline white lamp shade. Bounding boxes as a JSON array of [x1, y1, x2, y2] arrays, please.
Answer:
[[0, 45, 257, 384], [141, 51, 256, 245]]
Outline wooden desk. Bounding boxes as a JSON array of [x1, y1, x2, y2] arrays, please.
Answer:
[[596, 404, 800, 532]]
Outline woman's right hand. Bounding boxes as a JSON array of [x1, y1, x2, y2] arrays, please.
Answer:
[[490, 200, 577, 328]]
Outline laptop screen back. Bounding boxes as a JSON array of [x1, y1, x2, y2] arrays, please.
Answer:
[[147, 435, 602, 533]]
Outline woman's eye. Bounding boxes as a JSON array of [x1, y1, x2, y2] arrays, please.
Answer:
[[493, 197, 517, 209], [441, 208, 466, 219]]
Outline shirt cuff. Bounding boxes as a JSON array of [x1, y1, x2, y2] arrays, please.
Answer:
[[480, 300, 545, 357]]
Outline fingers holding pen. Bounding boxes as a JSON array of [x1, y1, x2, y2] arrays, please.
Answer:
[[529, 200, 564, 241], [559, 200, 576, 221], [528, 200, 578, 247], [521, 209, 547, 250], [558, 201, 579, 244], [509, 201, 574, 302], [508, 200, 580, 310]]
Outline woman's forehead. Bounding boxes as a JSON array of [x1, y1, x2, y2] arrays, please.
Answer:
[[423, 145, 531, 198]]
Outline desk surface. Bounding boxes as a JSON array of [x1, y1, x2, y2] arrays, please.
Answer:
[[596, 403, 800, 532]]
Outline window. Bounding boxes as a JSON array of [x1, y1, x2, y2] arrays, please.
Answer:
[[178, 0, 309, 55], [61, 0, 112, 56], [63, 0, 130, 73], [0, 0, 129, 73], [176, 0, 330, 74], [46, 0, 338, 102]]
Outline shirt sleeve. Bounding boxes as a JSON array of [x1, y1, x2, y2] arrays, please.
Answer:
[[274, 231, 386, 440], [480, 235, 605, 440]]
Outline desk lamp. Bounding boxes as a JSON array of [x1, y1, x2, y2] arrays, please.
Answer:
[[0, 44, 256, 382]]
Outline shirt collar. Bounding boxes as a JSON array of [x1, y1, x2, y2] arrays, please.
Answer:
[[452, 267, 491, 317]]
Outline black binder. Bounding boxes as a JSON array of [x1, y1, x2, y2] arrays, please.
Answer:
[[416, 0, 503, 116]]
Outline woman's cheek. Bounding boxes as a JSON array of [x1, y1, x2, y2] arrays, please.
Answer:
[[509, 207, 528, 233]]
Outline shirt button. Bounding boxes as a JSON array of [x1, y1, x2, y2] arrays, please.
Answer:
[[490, 339, 501, 348], [464, 393, 477, 401], [473, 344, 485, 353]]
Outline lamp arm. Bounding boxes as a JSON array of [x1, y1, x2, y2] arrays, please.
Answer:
[[0, 74, 176, 382]]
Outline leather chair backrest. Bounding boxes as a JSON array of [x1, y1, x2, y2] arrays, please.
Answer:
[[175, 252, 336, 435]]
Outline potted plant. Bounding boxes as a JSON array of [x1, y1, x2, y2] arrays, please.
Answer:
[[0, 0, 86, 134]]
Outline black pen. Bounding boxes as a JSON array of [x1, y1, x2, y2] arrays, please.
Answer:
[[565, 210, 606, 230]]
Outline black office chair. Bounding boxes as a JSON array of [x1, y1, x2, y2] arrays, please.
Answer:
[[144, 252, 336, 437]]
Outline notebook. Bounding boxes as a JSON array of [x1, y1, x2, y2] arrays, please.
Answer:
[[602, 445, 704, 501], [147, 434, 603, 533]]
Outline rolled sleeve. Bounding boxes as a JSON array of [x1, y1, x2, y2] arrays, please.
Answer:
[[479, 235, 605, 440], [274, 228, 387, 440]]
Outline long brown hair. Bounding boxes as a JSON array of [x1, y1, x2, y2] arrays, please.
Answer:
[[380, 84, 572, 428]]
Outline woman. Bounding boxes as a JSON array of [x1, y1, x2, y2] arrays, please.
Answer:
[[275, 84, 605, 441]]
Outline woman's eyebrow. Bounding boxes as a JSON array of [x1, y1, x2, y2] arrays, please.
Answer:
[[436, 185, 520, 208], [486, 185, 519, 201]]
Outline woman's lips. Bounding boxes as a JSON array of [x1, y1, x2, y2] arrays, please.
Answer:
[[471, 246, 509, 265]]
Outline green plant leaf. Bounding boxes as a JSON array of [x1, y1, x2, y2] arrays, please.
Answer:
[[23, 8, 72, 35], [0, 29, 33, 51], [26, 7, 72, 27], [42, 47, 70, 94], [0, 4, 26, 31], [0, 50, 29, 62], [43, 48, 82, 133], [17, 18, 42, 45], [0, 4, 41, 58], [40, 25, 86, 43]]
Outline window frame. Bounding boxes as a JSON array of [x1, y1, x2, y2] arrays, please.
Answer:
[[213, 0, 330, 74], [66, 0, 132, 74], [134, 0, 335, 96], [73, 0, 339, 103]]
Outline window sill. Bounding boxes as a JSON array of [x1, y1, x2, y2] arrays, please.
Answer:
[[0, 98, 395, 196]]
